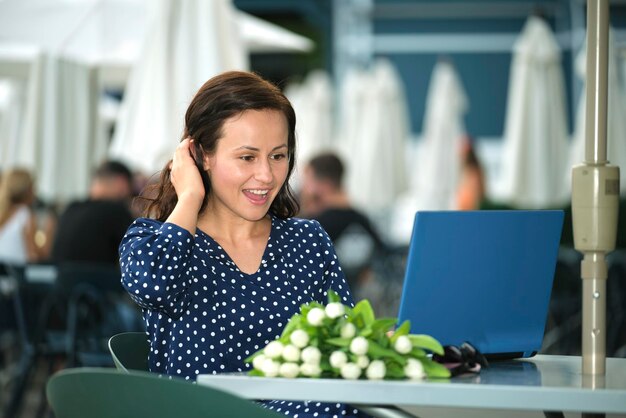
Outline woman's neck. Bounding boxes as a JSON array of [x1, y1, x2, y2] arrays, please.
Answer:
[[196, 208, 271, 245]]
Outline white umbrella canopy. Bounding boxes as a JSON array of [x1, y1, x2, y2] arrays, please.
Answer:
[[340, 59, 410, 211], [568, 29, 626, 195], [239, 12, 314, 54], [494, 16, 570, 209], [415, 59, 468, 210], [109, 0, 248, 175], [0, 0, 316, 201], [0, 0, 314, 86]]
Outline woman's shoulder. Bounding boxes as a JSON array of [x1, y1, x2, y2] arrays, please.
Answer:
[[124, 217, 164, 235], [273, 216, 322, 233]]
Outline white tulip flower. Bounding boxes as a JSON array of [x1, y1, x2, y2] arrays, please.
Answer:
[[340, 323, 356, 339], [289, 329, 309, 348], [329, 351, 348, 369], [301, 346, 322, 365], [264, 340, 284, 359], [394, 335, 413, 354], [261, 358, 280, 377], [404, 358, 426, 380], [252, 354, 266, 371], [307, 307, 326, 326], [366, 360, 386, 380], [325, 302, 345, 319], [279, 362, 300, 379], [340, 362, 362, 380], [300, 363, 322, 377], [282, 344, 301, 362], [356, 355, 370, 369], [349, 336, 369, 356]]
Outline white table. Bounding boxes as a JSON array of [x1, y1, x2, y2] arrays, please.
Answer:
[[197, 355, 626, 417]]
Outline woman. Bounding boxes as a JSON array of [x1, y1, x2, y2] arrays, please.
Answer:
[[120, 71, 363, 418], [0, 169, 43, 264]]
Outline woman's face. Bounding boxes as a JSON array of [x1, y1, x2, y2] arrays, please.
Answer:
[[204, 109, 290, 222]]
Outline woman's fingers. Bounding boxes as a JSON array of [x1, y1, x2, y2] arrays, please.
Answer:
[[170, 138, 205, 204]]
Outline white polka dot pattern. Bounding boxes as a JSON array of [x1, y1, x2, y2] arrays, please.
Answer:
[[119, 216, 366, 418]]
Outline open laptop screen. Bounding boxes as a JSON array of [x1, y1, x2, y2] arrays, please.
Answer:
[[397, 210, 564, 359]]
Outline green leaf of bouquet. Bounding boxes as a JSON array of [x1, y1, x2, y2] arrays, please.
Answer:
[[408, 334, 445, 355], [421, 358, 452, 378], [367, 340, 407, 365], [371, 318, 398, 335], [390, 320, 411, 343], [409, 347, 427, 358], [385, 362, 406, 379], [244, 350, 264, 364], [325, 337, 351, 348], [248, 369, 265, 377], [280, 314, 302, 337], [327, 289, 340, 304], [353, 299, 375, 327], [359, 327, 373, 338]]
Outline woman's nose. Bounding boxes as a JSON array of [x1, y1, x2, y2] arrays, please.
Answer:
[[255, 158, 273, 182]]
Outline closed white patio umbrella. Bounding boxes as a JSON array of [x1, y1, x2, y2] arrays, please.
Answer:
[[416, 59, 468, 210], [341, 59, 409, 211], [388, 59, 468, 245], [108, 0, 247, 175], [285, 69, 334, 182], [495, 16, 570, 209]]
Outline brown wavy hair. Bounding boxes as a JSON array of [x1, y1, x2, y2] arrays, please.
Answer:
[[141, 71, 299, 221]]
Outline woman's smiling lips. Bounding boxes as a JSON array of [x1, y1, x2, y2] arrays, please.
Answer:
[[243, 188, 270, 204]]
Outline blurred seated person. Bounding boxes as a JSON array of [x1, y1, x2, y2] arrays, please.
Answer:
[[456, 136, 486, 211], [51, 160, 134, 265], [0, 168, 48, 264], [300, 152, 385, 293], [51, 160, 141, 332]]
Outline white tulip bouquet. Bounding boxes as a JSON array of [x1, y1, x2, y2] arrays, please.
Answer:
[[245, 291, 451, 380]]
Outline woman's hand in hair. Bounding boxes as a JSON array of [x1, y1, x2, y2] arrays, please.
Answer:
[[170, 138, 205, 208]]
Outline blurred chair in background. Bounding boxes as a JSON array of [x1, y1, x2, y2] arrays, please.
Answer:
[[108, 331, 150, 372], [50, 160, 142, 337]]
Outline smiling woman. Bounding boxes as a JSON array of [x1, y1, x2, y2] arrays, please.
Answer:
[[119, 71, 366, 418]]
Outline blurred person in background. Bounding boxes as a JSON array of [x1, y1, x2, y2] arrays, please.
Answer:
[[0, 168, 48, 264], [51, 160, 134, 264], [51, 160, 142, 334], [456, 136, 486, 211], [300, 152, 386, 298]]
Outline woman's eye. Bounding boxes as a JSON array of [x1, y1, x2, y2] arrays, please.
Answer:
[[271, 153, 286, 161], [240, 155, 255, 162]]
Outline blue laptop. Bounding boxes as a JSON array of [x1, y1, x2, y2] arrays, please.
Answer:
[[397, 210, 564, 359]]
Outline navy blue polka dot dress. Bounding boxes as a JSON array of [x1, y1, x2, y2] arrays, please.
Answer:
[[119, 215, 368, 418]]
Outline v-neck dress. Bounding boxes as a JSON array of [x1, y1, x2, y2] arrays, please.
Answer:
[[119, 215, 367, 418]]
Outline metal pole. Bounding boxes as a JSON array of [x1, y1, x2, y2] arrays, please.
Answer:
[[584, 0, 609, 165], [571, 0, 620, 376]]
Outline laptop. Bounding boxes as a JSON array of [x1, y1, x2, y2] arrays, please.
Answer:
[[397, 210, 564, 359]]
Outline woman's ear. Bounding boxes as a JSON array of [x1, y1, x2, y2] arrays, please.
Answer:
[[202, 154, 211, 172]]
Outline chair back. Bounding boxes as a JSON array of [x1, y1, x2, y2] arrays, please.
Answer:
[[108, 332, 150, 372], [46, 368, 282, 418]]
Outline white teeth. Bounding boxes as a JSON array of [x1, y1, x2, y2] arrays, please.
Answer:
[[247, 189, 268, 195]]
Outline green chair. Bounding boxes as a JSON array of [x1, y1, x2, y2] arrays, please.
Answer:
[[46, 368, 283, 418], [107, 332, 150, 372]]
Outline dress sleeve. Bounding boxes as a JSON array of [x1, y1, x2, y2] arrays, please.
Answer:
[[119, 218, 195, 318], [311, 220, 355, 307]]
